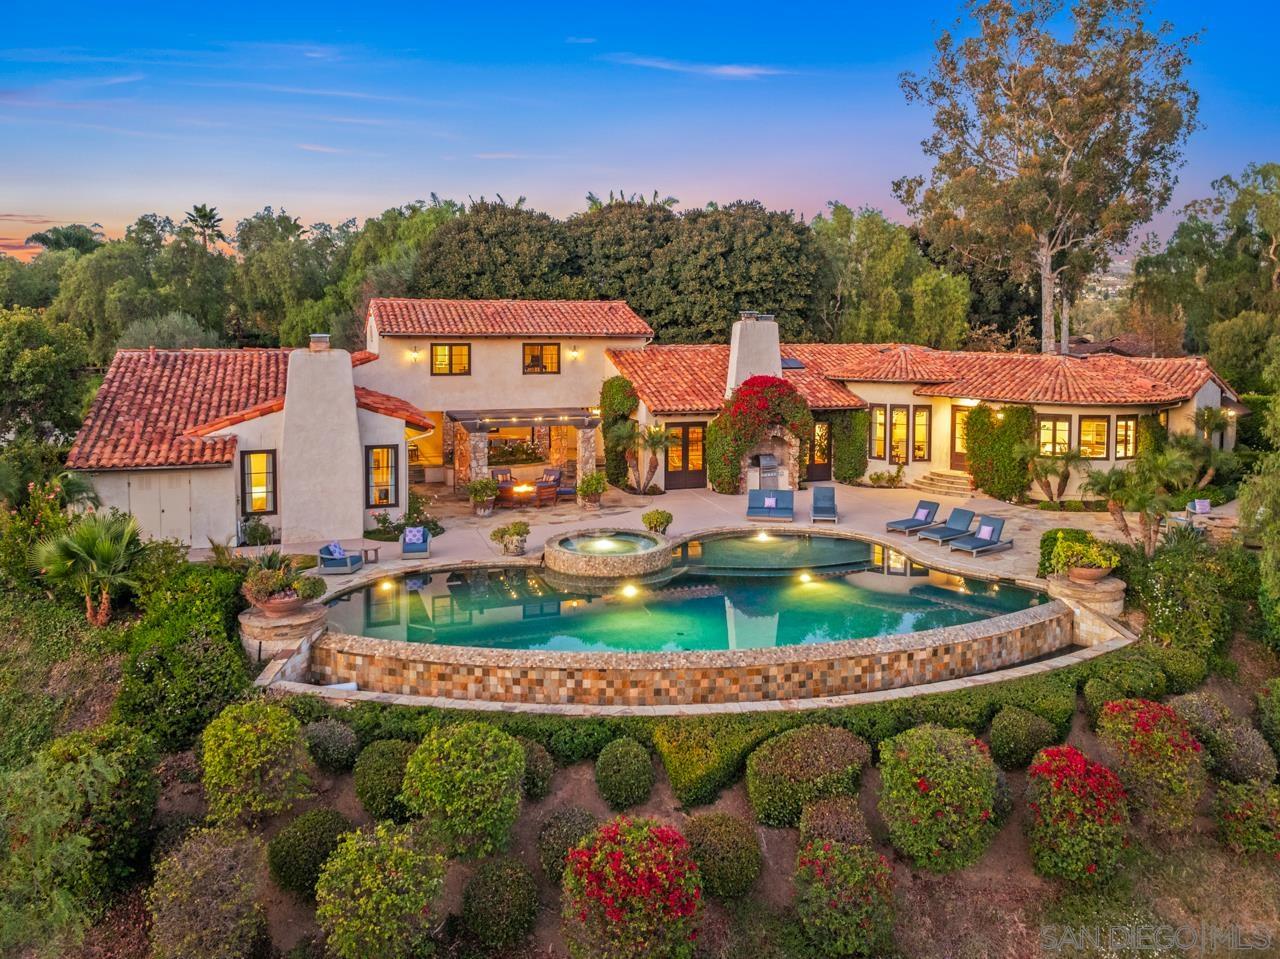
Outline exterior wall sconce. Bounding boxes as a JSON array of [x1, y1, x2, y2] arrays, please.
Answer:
[[567, 344, 581, 360], [409, 346, 421, 364]]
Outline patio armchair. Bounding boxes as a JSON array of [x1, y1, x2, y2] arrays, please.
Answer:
[[1168, 498, 1211, 536], [535, 484, 557, 508], [948, 516, 1013, 556], [400, 526, 431, 559], [317, 542, 364, 575], [536, 468, 562, 488], [915, 508, 976, 545], [811, 486, 838, 523], [885, 501, 940, 536], [746, 488, 795, 522], [490, 467, 514, 491]]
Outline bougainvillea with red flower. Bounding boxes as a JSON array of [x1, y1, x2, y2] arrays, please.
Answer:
[[1026, 746, 1130, 883], [1097, 699, 1205, 833], [561, 816, 703, 959], [794, 840, 895, 958], [877, 724, 999, 872], [705, 375, 814, 493]]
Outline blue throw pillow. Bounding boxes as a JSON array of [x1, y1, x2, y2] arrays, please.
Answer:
[[326, 541, 346, 558]]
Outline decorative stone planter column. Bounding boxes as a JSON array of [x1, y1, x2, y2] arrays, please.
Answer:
[[239, 604, 328, 664], [1046, 573, 1126, 627]]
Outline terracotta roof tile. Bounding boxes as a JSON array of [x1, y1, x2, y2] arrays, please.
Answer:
[[828, 344, 957, 383], [353, 387, 435, 431], [368, 298, 654, 338], [910, 352, 1191, 405], [1128, 356, 1236, 402], [350, 349, 379, 366]]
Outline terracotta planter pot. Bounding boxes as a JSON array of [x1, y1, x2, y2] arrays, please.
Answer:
[[1067, 566, 1113, 585], [255, 595, 306, 619], [473, 498, 495, 517]]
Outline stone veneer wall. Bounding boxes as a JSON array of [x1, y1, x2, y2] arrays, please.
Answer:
[[310, 600, 1072, 708]]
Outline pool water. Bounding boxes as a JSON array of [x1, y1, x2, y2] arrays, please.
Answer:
[[326, 537, 1044, 654], [558, 531, 662, 555]]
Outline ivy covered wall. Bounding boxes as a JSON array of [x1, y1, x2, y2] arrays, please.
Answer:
[[828, 409, 869, 484], [598, 375, 638, 487], [965, 403, 1035, 501]]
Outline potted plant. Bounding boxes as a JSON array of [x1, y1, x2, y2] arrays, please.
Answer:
[[467, 477, 500, 517], [490, 521, 531, 556], [241, 551, 327, 618], [577, 470, 607, 510], [642, 509, 673, 535], [1050, 534, 1121, 584]]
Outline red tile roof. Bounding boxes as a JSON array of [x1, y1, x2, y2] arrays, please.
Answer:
[[605, 344, 867, 415], [1128, 356, 1236, 402], [367, 298, 654, 338], [910, 352, 1191, 405], [828, 344, 957, 383], [70, 348, 431, 470], [350, 349, 379, 366]]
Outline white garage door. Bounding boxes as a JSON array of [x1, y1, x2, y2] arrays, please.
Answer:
[[127, 472, 192, 542]]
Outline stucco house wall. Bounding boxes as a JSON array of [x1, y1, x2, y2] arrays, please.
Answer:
[[90, 467, 238, 545]]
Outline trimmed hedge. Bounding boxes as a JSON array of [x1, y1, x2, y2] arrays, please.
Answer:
[[304, 719, 359, 774], [267, 809, 352, 899], [799, 795, 871, 847], [829, 409, 870, 484], [519, 736, 554, 800], [537, 807, 598, 879], [746, 725, 870, 827], [989, 706, 1058, 770], [794, 841, 895, 958], [201, 700, 312, 822], [353, 739, 415, 822], [461, 857, 538, 949], [1214, 782, 1280, 857], [594, 736, 654, 810], [1258, 679, 1280, 759], [1136, 644, 1207, 695], [684, 812, 761, 900]]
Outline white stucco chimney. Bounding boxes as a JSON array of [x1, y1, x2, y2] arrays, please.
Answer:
[[280, 344, 364, 544], [725, 311, 782, 396]]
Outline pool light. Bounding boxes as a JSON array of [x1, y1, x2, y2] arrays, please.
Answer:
[[379, 580, 394, 592], [620, 584, 639, 599], [591, 538, 618, 552], [799, 572, 812, 584], [755, 531, 771, 542]]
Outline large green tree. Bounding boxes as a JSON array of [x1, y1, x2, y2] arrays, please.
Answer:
[[24, 224, 104, 255], [895, 0, 1199, 353], [0, 250, 76, 310], [566, 197, 678, 313], [0, 307, 90, 442], [47, 243, 163, 362]]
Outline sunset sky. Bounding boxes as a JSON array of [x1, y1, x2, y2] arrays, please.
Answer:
[[3, 1, 1276, 259]]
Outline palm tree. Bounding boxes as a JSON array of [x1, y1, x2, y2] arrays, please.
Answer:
[[639, 426, 675, 493], [184, 204, 227, 250], [31, 514, 144, 625], [24, 223, 104, 254], [54, 471, 100, 510], [606, 420, 642, 490], [1120, 480, 1171, 558], [1194, 407, 1230, 444], [1082, 467, 1133, 542], [1019, 445, 1083, 503], [1133, 446, 1196, 494]]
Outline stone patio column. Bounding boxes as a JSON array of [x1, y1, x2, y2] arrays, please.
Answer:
[[576, 426, 597, 504], [467, 427, 489, 482]]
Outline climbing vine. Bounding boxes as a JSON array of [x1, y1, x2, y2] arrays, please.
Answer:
[[965, 403, 1035, 501], [828, 410, 869, 484], [706, 376, 814, 493], [599, 375, 639, 487]]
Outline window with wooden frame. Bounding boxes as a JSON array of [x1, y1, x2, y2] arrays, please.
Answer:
[[889, 406, 909, 465], [869, 405, 887, 459], [240, 450, 276, 515], [430, 343, 470, 375], [1078, 416, 1110, 460], [1036, 414, 1072, 455], [522, 343, 560, 374], [365, 445, 398, 508], [911, 406, 931, 461], [1114, 415, 1138, 460]]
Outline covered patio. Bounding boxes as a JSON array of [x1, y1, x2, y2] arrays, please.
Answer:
[[446, 407, 600, 492]]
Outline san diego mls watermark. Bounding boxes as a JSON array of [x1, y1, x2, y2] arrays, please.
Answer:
[[1041, 920, 1274, 954]]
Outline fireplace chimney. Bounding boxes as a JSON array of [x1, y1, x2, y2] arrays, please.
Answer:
[[725, 310, 782, 396]]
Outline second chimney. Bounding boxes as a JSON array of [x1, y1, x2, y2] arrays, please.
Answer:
[[725, 311, 782, 396]]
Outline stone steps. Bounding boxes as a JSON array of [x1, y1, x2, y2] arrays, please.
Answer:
[[911, 471, 975, 497]]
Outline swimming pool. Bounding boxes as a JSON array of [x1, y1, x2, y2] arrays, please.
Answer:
[[325, 535, 1044, 654]]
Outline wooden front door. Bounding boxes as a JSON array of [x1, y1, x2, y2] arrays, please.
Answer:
[[664, 423, 707, 490], [806, 420, 832, 482], [950, 406, 970, 471]]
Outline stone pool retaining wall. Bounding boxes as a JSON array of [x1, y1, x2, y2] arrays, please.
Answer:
[[309, 599, 1074, 708], [542, 527, 673, 578]]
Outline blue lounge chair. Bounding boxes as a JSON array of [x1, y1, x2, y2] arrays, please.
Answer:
[[746, 489, 795, 522], [400, 526, 431, 559], [318, 542, 364, 575], [949, 516, 1013, 556], [811, 486, 838, 523], [885, 501, 939, 536], [916, 508, 976, 545]]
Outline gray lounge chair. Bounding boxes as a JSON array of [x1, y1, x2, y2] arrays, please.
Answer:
[[949, 516, 1012, 556], [318, 543, 364, 575], [746, 489, 795, 522], [885, 500, 939, 536], [916, 508, 975, 545], [400, 526, 431, 559], [811, 486, 838, 523]]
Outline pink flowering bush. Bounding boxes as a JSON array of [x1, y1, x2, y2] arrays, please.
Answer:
[[561, 816, 703, 959], [2, 478, 71, 589], [877, 724, 999, 872], [794, 840, 896, 958], [1026, 746, 1130, 884], [1097, 699, 1206, 833], [705, 376, 814, 493]]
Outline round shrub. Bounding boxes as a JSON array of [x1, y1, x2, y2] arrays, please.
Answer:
[[685, 812, 762, 900], [201, 699, 312, 822], [303, 719, 358, 773], [267, 809, 352, 899], [594, 736, 654, 810], [1169, 691, 1232, 750], [400, 721, 525, 856], [1138, 644, 1207, 695], [1214, 782, 1280, 858], [549, 721, 615, 763], [538, 806, 598, 878], [794, 841, 895, 958], [562, 816, 703, 959], [989, 705, 1058, 770], [316, 823, 445, 959], [1214, 723, 1278, 785], [799, 795, 872, 847], [519, 736, 554, 800], [877, 724, 999, 872], [1083, 677, 1122, 728], [461, 856, 539, 949], [1097, 699, 1206, 833], [148, 827, 266, 959], [353, 738, 414, 822], [1258, 679, 1280, 758], [1026, 746, 1129, 884], [746, 725, 871, 827], [1094, 655, 1168, 702]]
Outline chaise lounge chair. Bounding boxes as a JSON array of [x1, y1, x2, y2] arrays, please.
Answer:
[[885, 500, 939, 536], [317, 542, 364, 575], [915, 508, 976, 545], [400, 526, 431, 559], [811, 486, 838, 523], [948, 516, 1013, 556], [746, 488, 795, 522]]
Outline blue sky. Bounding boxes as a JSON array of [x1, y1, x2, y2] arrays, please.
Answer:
[[2, 1, 1276, 257]]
